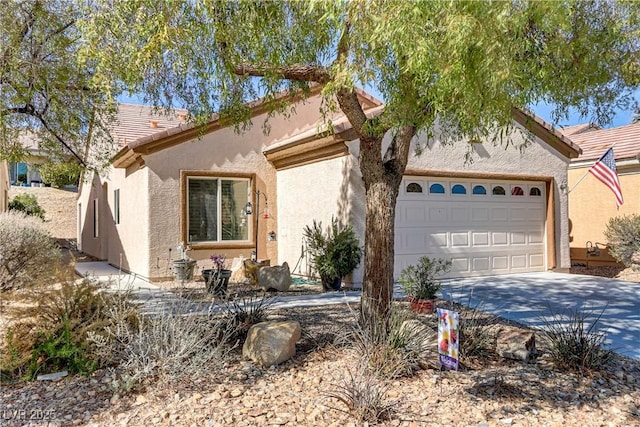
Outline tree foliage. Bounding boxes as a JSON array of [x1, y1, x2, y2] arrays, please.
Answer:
[[0, 0, 116, 171], [79, 0, 640, 325]]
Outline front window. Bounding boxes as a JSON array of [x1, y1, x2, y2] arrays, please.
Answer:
[[187, 177, 250, 243]]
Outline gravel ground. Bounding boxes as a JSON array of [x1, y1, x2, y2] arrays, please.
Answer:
[[2, 303, 639, 427], [2, 187, 639, 426]]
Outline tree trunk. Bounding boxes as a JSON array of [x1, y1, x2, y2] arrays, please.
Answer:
[[359, 169, 403, 328]]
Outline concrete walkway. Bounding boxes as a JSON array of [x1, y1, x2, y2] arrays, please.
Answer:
[[74, 261, 361, 316], [75, 263, 640, 359]]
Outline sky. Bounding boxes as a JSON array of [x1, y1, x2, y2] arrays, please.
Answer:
[[120, 87, 639, 130], [532, 100, 636, 130]]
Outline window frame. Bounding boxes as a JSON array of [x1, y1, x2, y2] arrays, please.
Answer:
[[114, 189, 120, 225], [181, 171, 255, 249]]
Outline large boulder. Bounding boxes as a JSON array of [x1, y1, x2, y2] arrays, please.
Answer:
[[496, 327, 537, 362], [242, 321, 301, 367], [257, 262, 292, 292]]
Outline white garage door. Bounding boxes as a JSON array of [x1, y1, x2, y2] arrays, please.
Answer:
[[395, 177, 547, 278]]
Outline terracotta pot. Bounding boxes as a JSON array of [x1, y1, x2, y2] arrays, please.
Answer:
[[409, 298, 435, 314]]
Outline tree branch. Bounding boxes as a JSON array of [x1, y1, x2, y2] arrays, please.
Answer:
[[233, 62, 332, 83], [27, 106, 86, 166]]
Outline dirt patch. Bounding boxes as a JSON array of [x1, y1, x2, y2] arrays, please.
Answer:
[[571, 265, 640, 283], [8, 186, 78, 239]]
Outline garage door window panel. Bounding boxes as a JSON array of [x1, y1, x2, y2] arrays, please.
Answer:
[[406, 182, 423, 193], [472, 185, 487, 195], [492, 185, 506, 196], [511, 186, 524, 196], [451, 184, 467, 195], [429, 183, 446, 194]]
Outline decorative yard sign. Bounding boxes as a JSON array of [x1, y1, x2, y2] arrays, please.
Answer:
[[437, 308, 459, 371]]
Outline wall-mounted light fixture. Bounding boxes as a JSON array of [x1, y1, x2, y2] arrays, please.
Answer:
[[244, 189, 269, 259]]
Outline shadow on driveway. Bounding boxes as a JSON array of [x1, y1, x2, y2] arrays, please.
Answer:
[[438, 272, 640, 359]]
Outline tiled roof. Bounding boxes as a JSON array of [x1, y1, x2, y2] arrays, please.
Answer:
[[567, 122, 640, 162], [111, 104, 188, 148], [558, 123, 601, 136]]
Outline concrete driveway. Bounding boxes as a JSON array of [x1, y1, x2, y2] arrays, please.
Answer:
[[439, 272, 640, 359]]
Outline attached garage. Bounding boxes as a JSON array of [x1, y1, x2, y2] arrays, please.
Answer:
[[267, 95, 580, 287], [395, 176, 548, 278]]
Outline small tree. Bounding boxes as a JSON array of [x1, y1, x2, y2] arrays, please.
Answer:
[[81, 0, 640, 331], [604, 214, 640, 269], [39, 162, 82, 188]]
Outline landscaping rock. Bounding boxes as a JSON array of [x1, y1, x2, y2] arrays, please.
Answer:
[[242, 320, 301, 367], [257, 262, 292, 292], [496, 327, 536, 362]]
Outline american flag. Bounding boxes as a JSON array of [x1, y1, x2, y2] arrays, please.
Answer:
[[589, 148, 624, 207]]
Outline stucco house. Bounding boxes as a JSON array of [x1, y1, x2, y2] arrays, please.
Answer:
[[78, 88, 581, 284], [563, 123, 640, 266], [7, 132, 51, 186]]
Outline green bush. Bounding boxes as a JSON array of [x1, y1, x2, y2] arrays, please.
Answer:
[[8, 193, 45, 219], [303, 218, 363, 291], [399, 257, 451, 300], [0, 211, 60, 291], [39, 162, 81, 187], [604, 214, 640, 268], [1, 279, 134, 381]]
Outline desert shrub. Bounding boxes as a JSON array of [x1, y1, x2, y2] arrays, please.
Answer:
[[1, 279, 132, 381], [8, 193, 45, 219], [539, 304, 614, 372], [0, 211, 61, 291], [325, 366, 397, 424], [438, 292, 498, 360], [458, 307, 498, 359], [216, 295, 275, 341], [92, 300, 237, 392], [341, 307, 435, 379], [38, 162, 81, 188], [604, 214, 640, 269]]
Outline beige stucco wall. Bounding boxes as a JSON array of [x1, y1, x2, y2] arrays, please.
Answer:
[[276, 154, 366, 284], [568, 164, 639, 265], [82, 95, 331, 280], [78, 167, 151, 277], [0, 160, 9, 213], [277, 123, 572, 285]]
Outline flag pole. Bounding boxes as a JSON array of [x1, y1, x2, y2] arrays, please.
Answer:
[[567, 142, 617, 194]]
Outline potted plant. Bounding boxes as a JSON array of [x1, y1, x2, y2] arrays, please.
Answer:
[[303, 218, 363, 291], [202, 254, 232, 296], [399, 257, 451, 313], [172, 242, 196, 281]]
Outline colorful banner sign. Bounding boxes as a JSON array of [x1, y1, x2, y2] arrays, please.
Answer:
[[437, 308, 459, 371]]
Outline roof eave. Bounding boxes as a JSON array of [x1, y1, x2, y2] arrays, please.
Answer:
[[512, 108, 582, 159]]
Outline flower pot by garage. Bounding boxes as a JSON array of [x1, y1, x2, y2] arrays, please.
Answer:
[[172, 259, 197, 281], [203, 269, 232, 296], [409, 298, 435, 314]]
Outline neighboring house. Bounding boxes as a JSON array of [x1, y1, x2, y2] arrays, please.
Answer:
[[562, 123, 640, 266], [0, 160, 9, 212], [8, 132, 49, 185], [78, 88, 580, 283]]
